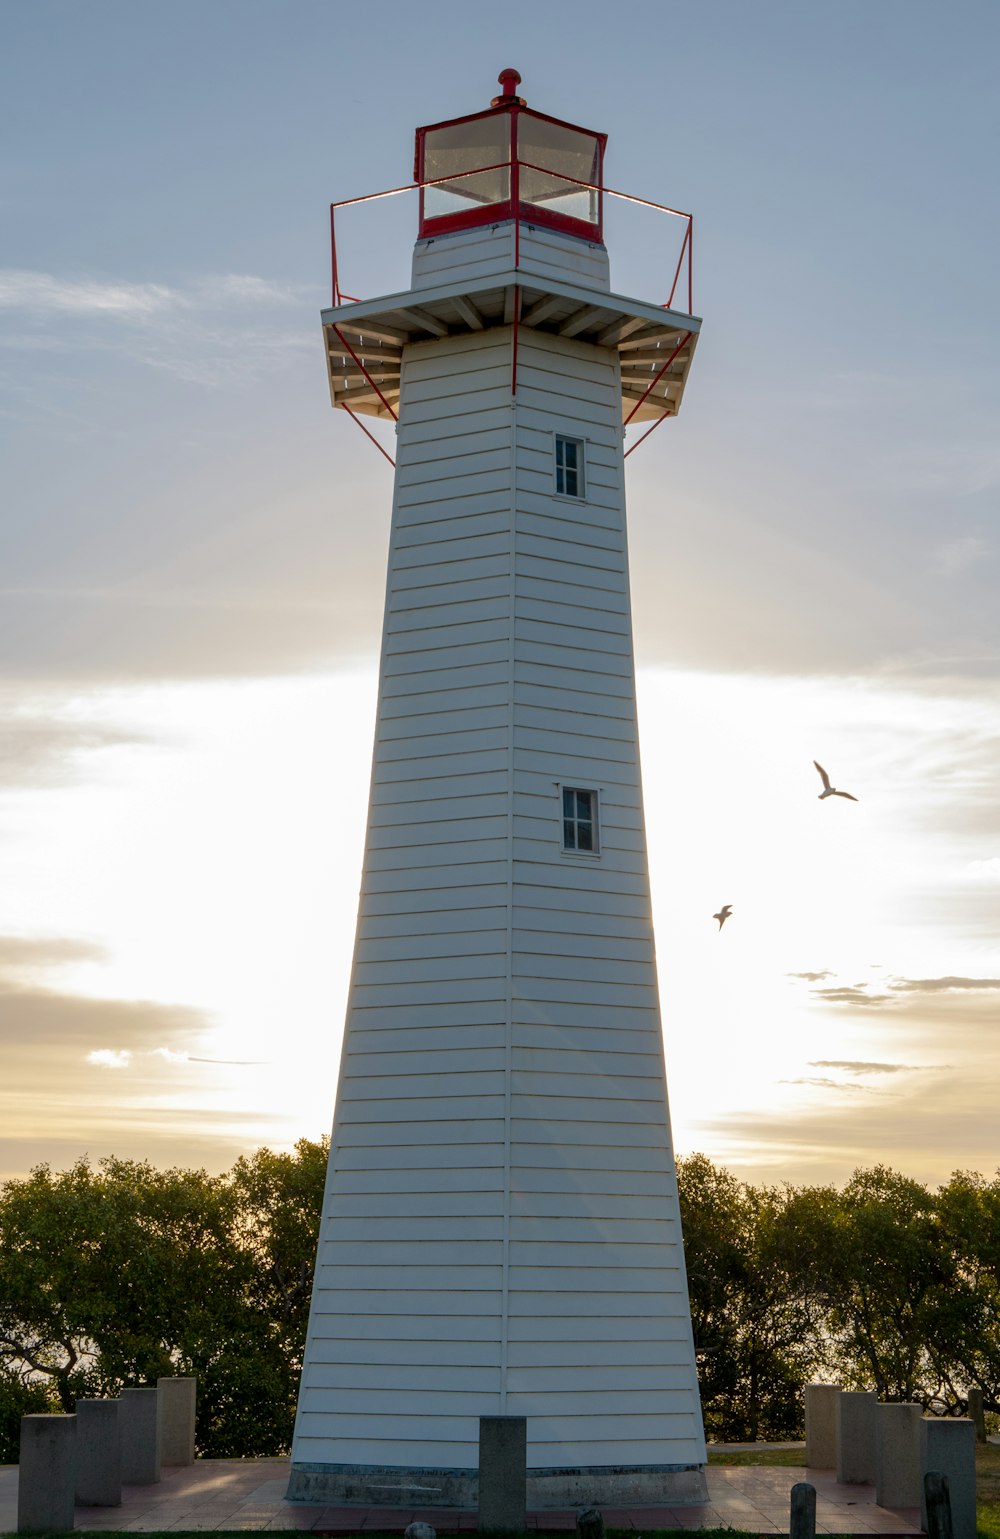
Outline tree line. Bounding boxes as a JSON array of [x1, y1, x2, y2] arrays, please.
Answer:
[[0, 1144, 996, 1460]]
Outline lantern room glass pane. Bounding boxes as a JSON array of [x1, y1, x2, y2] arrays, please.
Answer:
[[422, 115, 511, 221], [517, 116, 601, 228]]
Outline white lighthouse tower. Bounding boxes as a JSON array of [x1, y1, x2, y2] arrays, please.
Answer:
[[289, 69, 707, 1510]]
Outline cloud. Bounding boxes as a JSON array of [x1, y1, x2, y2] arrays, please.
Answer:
[[0, 935, 106, 967], [813, 985, 894, 1008], [0, 703, 152, 787], [779, 1075, 888, 1095], [0, 270, 178, 319], [966, 857, 1000, 882], [890, 976, 1000, 994], [697, 1061, 1000, 1189], [803, 974, 1000, 1013], [88, 1048, 131, 1069], [933, 536, 991, 579], [0, 269, 307, 322], [809, 1059, 926, 1075], [788, 970, 833, 982]]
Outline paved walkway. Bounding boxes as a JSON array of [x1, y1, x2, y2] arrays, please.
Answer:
[[0, 1458, 923, 1535]]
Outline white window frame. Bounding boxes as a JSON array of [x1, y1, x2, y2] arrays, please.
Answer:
[[560, 784, 600, 856], [554, 434, 586, 499]]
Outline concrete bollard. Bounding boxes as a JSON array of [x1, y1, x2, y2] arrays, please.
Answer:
[[75, 1397, 122, 1506], [924, 1472, 953, 1539], [837, 1390, 878, 1484], [120, 1386, 161, 1484], [920, 1419, 975, 1539], [876, 1402, 923, 1508], [478, 1415, 526, 1532], [157, 1375, 196, 1465], [577, 1509, 606, 1539], [790, 1481, 817, 1539], [17, 1414, 76, 1533], [966, 1388, 986, 1443], [804, 1383, 840, 1469]]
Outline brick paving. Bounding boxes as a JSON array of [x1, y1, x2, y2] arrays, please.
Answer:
[[0, 1457, 924, 1535]]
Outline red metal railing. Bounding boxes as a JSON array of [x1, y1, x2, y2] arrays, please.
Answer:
[[327, 162, 694, 315]]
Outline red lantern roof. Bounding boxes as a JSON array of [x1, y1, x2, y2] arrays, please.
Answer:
[[414, 69, 607, 244]]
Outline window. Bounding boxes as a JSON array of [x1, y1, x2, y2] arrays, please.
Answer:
[[555, 435, 585, 498], [562, 787, 598, 853]]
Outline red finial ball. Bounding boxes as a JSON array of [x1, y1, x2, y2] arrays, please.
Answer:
[[492, 68, 525, 107]]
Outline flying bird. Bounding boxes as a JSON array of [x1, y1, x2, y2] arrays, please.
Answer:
[[713, 904, 733, 930], [813, 760, 858, 802]]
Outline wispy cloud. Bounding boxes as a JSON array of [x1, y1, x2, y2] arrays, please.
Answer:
[[0, 269, 306, 321], [809, 1059, 930, 1075], [934, 536, 990, 579], [0, 270, 179, 318], [813, 985, 894, 1008], [779, 1075, 889, 1095], [0, 934, 106, 968], [891, 975, 1000, 993], [966, 857, 1000, 882], [794, 972, 1000, 1011]]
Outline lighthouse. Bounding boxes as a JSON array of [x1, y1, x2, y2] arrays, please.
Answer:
[[289, 70, 707, 1509]]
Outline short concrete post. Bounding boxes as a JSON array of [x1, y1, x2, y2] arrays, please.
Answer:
[[876, 1402, 923, 1508], [804, 1383, 840, 1469], [790, 1481, 817, 1539], [924, 1472, 953, 1539], [837, 1390, 878, 1484], [577, 1509, 606, 1539], [157, 1375, 196, 1465], [478, 1415, 527, 1532], [920, 1419, 975, 1539], [120, 1386, 161, 1484], [75, 1397, 122, 1506], [17, 1414, 76, 1533], [966, 1388, 986, 1443]]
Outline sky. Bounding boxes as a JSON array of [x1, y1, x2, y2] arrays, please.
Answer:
[[1, 0, 998, 1189]]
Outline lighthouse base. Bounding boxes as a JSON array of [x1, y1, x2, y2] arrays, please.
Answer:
[[286, 1461, 709, 1510]]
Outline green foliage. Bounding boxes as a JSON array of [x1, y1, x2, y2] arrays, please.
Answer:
[[677, 1156, 1000, 1441], [0, 1139, 328, 1457], [2, 1141, 998, 1458], [0, 1364, 55, 1462]]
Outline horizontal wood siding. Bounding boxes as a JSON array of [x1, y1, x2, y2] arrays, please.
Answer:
[[293, 319, 704, 1478]]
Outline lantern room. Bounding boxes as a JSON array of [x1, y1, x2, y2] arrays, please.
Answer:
[[415, 68, 606, 243]]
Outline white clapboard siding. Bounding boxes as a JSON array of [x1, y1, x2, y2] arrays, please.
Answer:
[[292, 266, 705, 1487]]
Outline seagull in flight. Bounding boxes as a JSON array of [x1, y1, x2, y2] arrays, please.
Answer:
[[813, 761, 858, 802], [713, 904, 733, 930]]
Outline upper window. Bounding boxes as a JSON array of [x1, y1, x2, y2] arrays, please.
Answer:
[[562, 787, 598, 853], [555, 435, 585, 498]]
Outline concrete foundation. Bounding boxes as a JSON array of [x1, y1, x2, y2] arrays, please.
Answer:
[[875, 1402, 922, 1508], [76, 1397, 122, 1506], [17, 1414, 76, 1533], [121, 1386, 161, 1484], [920, 1418, 976, 1539], [286, 1462, 710, 1510], [478, 1417, 526, 1531], [157, 1376, 196, 1465], [837, 1391, 878, 1484], [805, 1384, 840, 1470]]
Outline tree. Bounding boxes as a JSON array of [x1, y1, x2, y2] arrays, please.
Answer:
[[0, 1143, 330, 1457], [0, 1365, 54, 1464], [677, 1154, 825, 1440], [780, 1165, 959, 1407], [933, 1170, 1000, 1414]]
